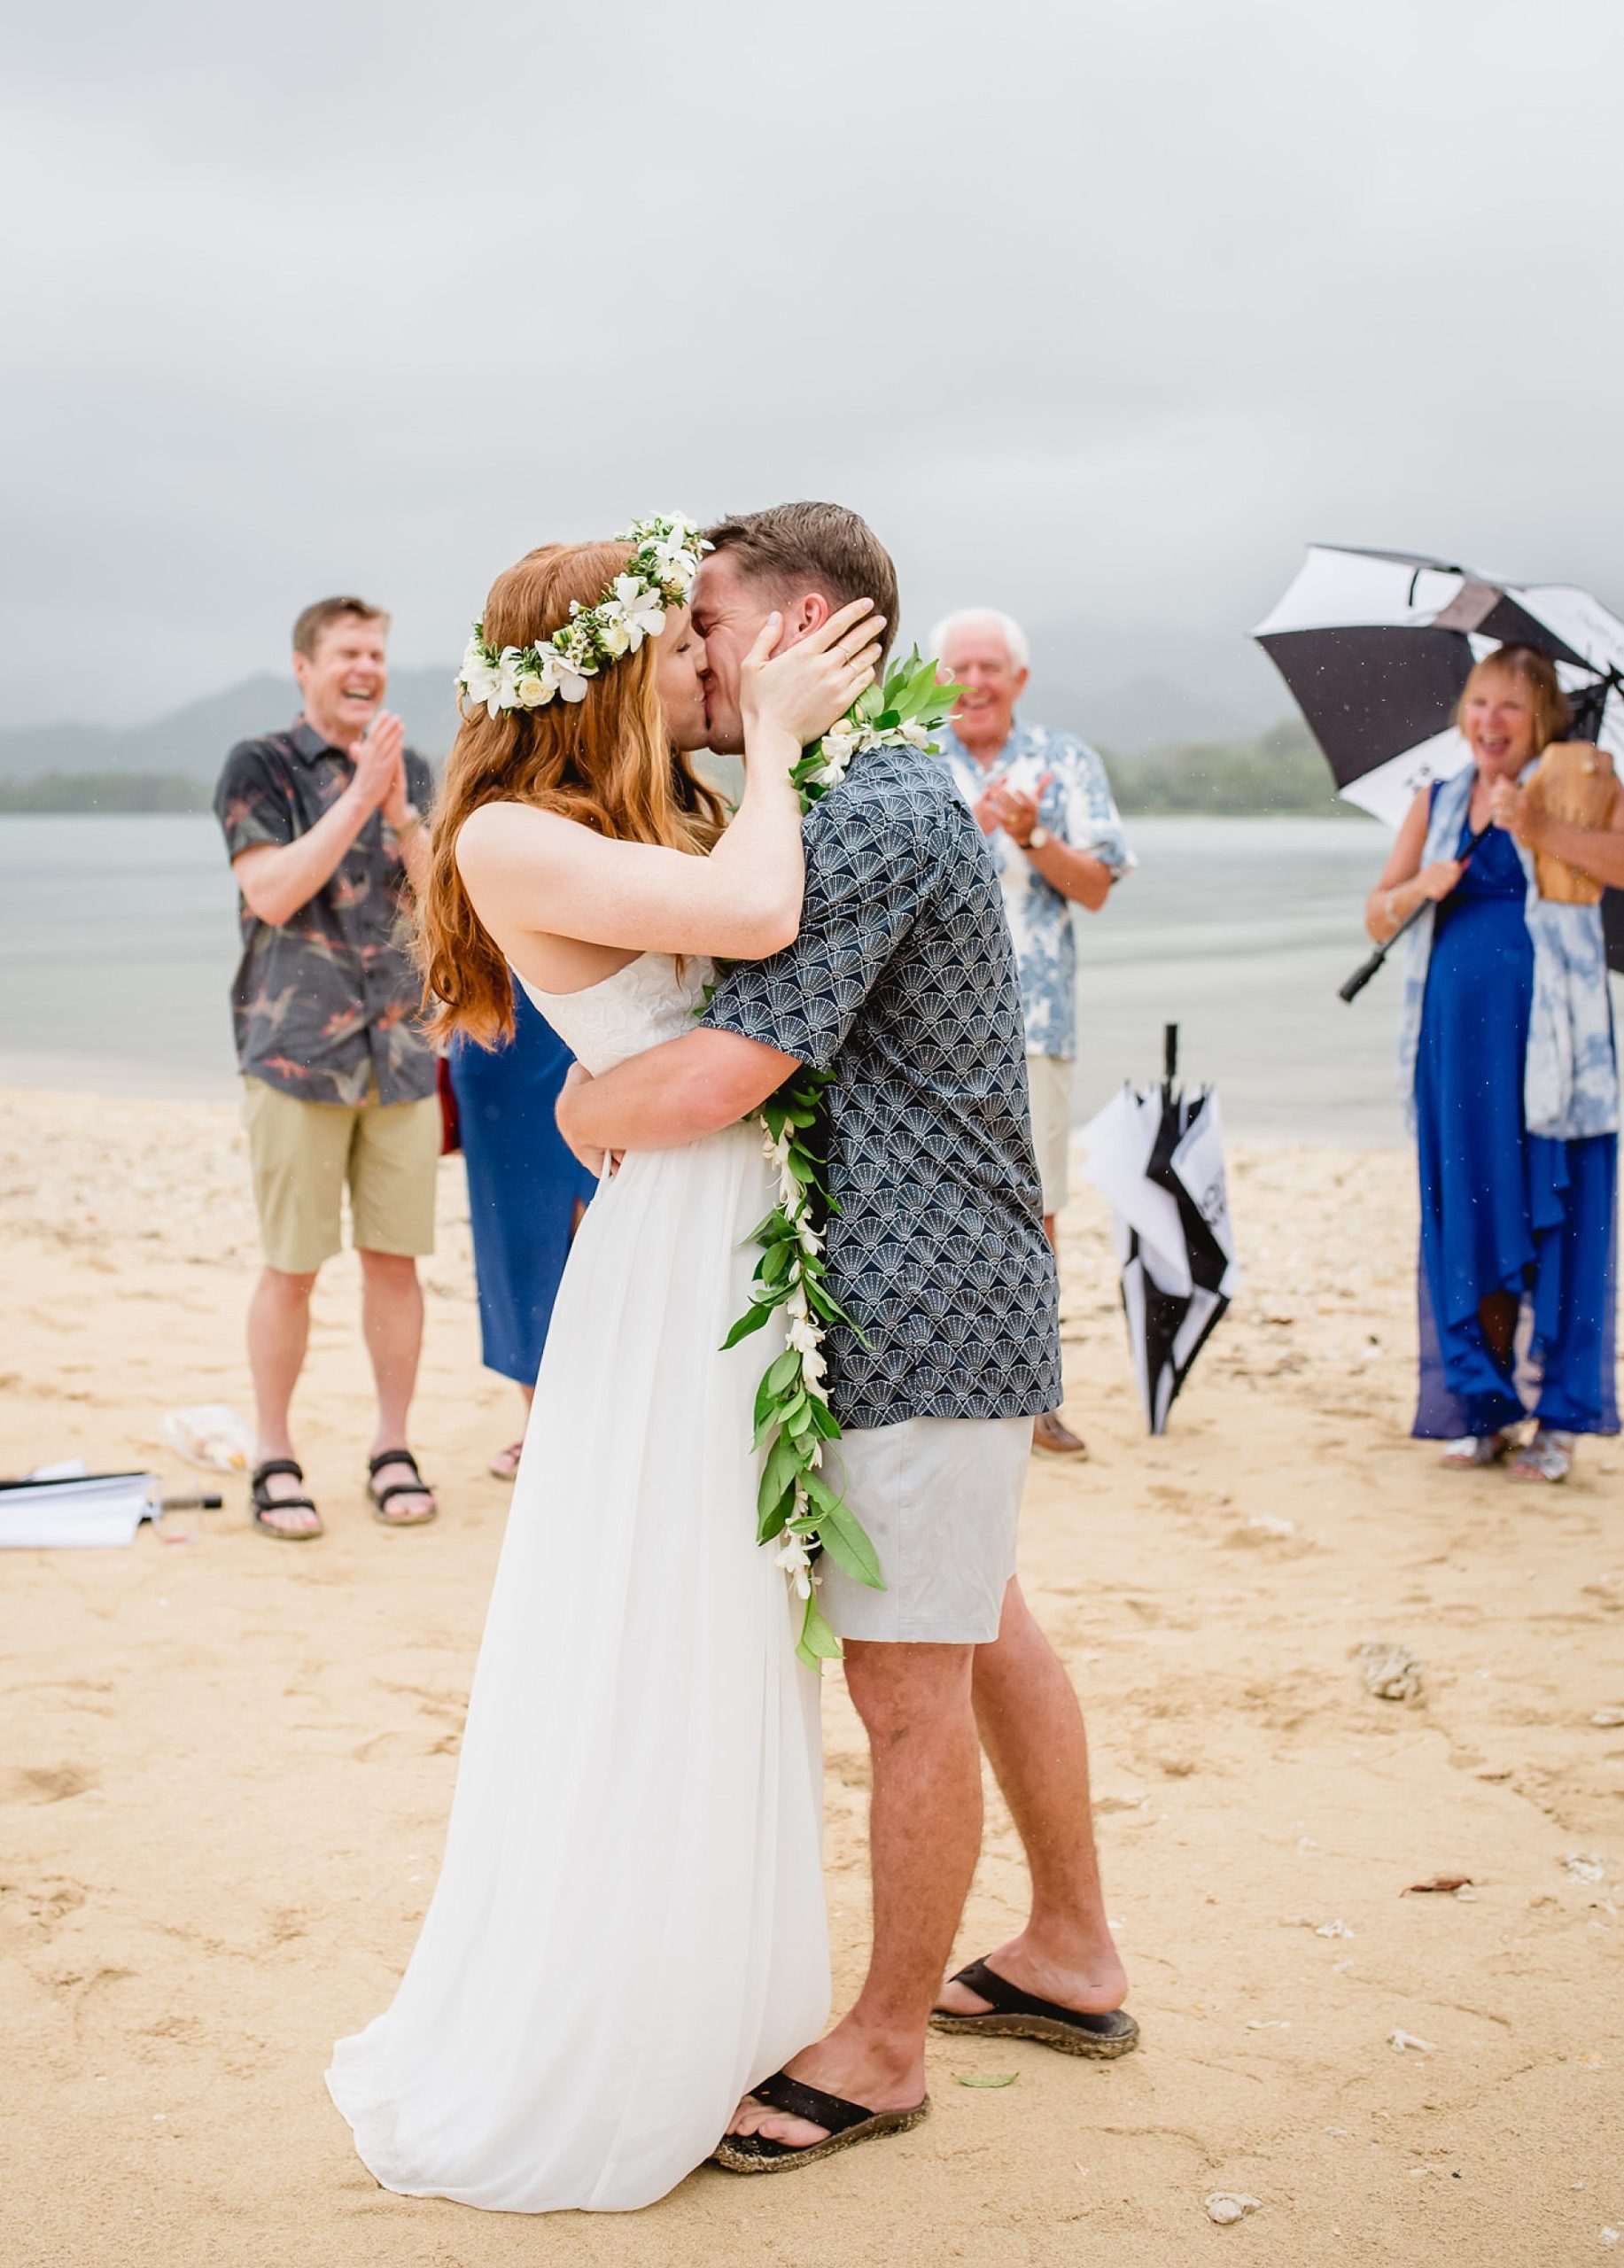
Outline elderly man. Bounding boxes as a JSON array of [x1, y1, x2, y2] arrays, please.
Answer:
[[214, 596, 439, 1539], [929, 608, 1134, 1457]]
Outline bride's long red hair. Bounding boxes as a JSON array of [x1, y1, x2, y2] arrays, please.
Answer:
[[420, 541, 727, 1047]]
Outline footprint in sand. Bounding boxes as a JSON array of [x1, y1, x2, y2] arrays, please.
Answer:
[[5, 1763, 98, 1806]]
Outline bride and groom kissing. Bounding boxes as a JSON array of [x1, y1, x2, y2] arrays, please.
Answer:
[[325, 502, 1135, 2212]]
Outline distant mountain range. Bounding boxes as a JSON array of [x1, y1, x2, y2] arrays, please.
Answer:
[[0, 669, 464, 785], [0, 657, 1282, 789]]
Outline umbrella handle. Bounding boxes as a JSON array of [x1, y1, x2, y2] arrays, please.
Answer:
[[1338, 823, 1491, 1003], [1339, 944, 1388, 1003]]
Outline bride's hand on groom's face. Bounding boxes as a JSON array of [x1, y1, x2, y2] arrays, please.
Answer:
[[741, 597, 886, 752]]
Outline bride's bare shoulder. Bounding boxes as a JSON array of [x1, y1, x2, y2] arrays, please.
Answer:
[[455, 799, 587, 882]]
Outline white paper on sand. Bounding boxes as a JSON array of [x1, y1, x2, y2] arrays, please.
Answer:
[[0, 1467, 162, 1548]]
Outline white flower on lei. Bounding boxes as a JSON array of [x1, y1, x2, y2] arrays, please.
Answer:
[[819, 725, 859, 776], [774, 1532, 815, 1598]]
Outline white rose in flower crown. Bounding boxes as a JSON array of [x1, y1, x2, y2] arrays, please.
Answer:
[[513, 667, 554, 708], [649, 528, 700, 591], [594, 608, 633, 659]]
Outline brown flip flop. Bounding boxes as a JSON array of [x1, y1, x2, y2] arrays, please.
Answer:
[[711, 2070, 929, 2174], [929, 1957, 1139, 2057]]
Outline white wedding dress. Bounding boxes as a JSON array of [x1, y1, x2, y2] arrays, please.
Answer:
[[327, 952, 828, 2212]]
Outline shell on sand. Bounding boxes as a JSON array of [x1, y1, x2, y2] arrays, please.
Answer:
[[1526, 741, 1618, 904]]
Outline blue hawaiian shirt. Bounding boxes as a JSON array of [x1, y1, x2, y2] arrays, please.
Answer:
[[935, 719, 1134, 1060]]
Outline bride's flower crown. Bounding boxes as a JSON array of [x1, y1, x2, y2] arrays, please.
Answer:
[[456, 515, 710, 718]]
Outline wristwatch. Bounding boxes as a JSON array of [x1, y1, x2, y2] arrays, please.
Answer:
[[1026, 825, 1051, 851]]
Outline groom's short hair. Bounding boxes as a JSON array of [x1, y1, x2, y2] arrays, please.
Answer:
[[704, 503, 899, 663]]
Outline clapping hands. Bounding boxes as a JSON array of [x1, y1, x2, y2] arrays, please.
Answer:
[[975, 770, 1054, 847]]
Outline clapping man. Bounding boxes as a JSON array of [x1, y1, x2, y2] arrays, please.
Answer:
[[214, 597, 440, 1539], [929, 609, 1134, 1457]]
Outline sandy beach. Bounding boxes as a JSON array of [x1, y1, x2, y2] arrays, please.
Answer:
[[2, 1084, 1620, 2268]]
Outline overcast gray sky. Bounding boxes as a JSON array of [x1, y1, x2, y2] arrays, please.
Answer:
[[4, 0, 1621, 735]]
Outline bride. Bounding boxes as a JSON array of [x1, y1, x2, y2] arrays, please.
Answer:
[[325, 519, 882, 2213]]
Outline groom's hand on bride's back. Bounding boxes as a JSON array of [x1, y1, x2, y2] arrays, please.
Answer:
[[556, 1062, 621, 1177]]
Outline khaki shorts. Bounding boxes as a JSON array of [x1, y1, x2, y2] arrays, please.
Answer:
[[817, 1414, 1033, 1644], [242, 1076, 440, 1275], [1026, 1052, 1075, 1217]]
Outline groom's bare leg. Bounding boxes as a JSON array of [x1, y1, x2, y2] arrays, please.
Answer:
[[936, 1576, 1127, 2016], [727, 1640, 981, 2147]]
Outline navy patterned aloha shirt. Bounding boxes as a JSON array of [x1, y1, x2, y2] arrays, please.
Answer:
[[704, 741, 1061, 1431], [214, 718, 437, 1107]]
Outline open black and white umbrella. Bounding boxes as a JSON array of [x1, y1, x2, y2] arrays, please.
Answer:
[[1252, 546, 1624, 972], [1078, 1028, 1239, 1436]]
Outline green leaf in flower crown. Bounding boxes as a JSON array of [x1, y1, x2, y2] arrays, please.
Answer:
[[857, 681, 885, 720], [766, 1348, 800, 1394]]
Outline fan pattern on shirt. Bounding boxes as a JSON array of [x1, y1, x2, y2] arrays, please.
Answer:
[[705, 742, 1061, 1430]]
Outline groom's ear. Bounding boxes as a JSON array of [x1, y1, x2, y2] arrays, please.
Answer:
[[777, 591, 833, 649]]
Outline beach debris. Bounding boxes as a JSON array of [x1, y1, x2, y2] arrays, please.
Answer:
[[159, 1405, 251, 1474], [1388, 2030, 1438, 2054], [1602, 2231, 1619, 2248], [1315, 1918, 1355, 1938], [1564, 1853, 1607, 1884], [1402, 1876, 1473, 1896], [955, 2072, 1018, 2088], [1591, 1708, 1624, 1728], [1204, 2193, 1263, 2225], [1359, 1640, 1423, 1702], [1239, 1514, 1296, 1542], [1245, 2019, 1291, 2030]]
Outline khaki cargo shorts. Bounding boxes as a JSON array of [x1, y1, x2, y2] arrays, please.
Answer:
[[242, 1076, 440, 1275]]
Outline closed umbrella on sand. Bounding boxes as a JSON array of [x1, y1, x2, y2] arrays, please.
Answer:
[[1078, 1027, 1239, 1436]]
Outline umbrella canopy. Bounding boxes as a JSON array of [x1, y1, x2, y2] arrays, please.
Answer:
[[1252, 545, 1624, 968], [1078, 1029, 1239, 1435]]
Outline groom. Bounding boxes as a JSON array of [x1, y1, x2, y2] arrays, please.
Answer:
[[556, 502, 1133, 2166]]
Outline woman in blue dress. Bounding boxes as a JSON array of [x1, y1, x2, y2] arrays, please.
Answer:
[[448, 983, 600, 1477], [1367, 645, 1623, 1483]]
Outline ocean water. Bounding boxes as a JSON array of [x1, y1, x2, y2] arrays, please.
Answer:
[[0, 812, 1416, 1144]]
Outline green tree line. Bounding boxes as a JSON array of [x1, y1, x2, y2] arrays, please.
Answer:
[[0, 721, 1356, 819]]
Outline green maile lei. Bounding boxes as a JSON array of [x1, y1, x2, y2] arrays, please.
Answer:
[[712, 649, 962, 1670]]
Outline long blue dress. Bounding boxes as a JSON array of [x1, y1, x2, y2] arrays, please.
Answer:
[[1413, 802, 1619, 1439], [448, 984, 600, 1386]]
